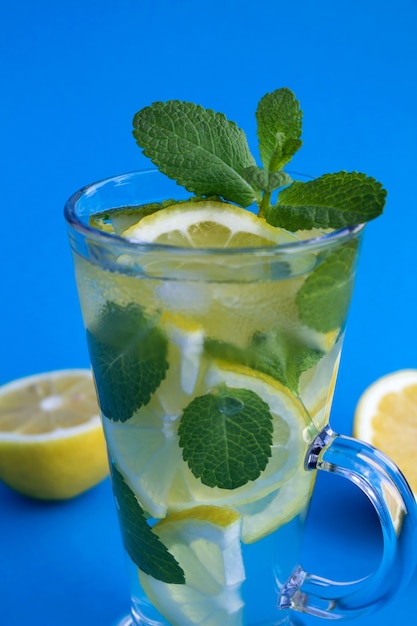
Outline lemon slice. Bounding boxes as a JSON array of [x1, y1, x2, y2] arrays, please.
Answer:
[[160, 312, 205, 396], [298, 342, 341, 431], [103, 315, 205, 516], [121, 200, 296, 247], [116, 200, 329, 351], [104, 351, 309, 527], [237, 467, 314, 543], [139, 505, 245, 626], [353, 369, 417, 496], [0, 369, 108, 500]]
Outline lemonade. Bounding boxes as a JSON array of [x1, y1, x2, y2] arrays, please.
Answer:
[[65, 89, 390, 625], [69, 187, 362, 625]]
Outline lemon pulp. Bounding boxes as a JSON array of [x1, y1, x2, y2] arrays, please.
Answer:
[[0, 369, 108, 499], [121, 200, 297, 247], [354, 369, 417, 495]]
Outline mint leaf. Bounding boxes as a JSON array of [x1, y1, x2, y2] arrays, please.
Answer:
[[133, 101, 257, 207], [241, 166, 292, 193], [178, 386, 273, 489], [86, 302, 168, 422], [256, 88, 302, 171], [111, 464, 185, 584], [205, 334, 324, 395], [250, 331, 325, 393], [296, 240, 359, 332], [265, 171, 386, 230], [204, 338, 288, 388]]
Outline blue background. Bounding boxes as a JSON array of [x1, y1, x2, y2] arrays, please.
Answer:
[[1, 1, 416, 624]]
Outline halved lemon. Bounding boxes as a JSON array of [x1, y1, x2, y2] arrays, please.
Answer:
[[139, 505, 245, 626], [121, 200, 296, 247], [353, 369, 417, 496], [0, 369, 108, 500]]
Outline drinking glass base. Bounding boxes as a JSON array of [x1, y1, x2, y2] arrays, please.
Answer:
[[113, 617, 304, 626]]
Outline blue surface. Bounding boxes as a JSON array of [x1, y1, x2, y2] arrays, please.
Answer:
[[1, 1, 417, 624]]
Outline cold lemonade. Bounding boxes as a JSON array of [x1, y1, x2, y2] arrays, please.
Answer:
[[67, 88, 386, 625], [72, 198, 360, 626]]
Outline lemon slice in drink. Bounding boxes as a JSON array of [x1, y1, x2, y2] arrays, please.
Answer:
[[160, 312, 205, 396], [121, 200, 296, 247], [237, 467, 314, 543], [354, 369, 417, 496], [0, 370, 108, 500], [105, 354, 309, 522], [139, 505, 245, 626], [102, 314, 205, 516], [118, 200, 321, 350]]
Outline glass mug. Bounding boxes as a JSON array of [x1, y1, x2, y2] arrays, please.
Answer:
[[64, 169, 417, 626]]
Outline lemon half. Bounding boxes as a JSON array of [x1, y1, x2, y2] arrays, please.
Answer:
[[0, 369, 108, 500], [354, 369, 417, 496]]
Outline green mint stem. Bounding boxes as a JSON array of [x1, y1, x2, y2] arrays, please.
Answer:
[[258, 191, 272, 218]]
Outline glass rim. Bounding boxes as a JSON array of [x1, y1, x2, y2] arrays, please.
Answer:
[[64, 168, 366, 257]]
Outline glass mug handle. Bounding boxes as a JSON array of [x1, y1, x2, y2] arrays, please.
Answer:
[[280, 426, 417, 620]]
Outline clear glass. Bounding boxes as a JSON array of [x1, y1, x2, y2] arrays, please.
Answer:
[[65, 169, 417, 626]]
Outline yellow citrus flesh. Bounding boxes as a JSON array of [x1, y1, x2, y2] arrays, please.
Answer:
[[0, 370, 108, 500], [353, 369, 417, 496], [121, 200, 297, 248], [237, 467, 314, 544], [139, 505, 245, 626]]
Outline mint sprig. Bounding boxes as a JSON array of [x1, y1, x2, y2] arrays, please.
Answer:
[[86, 301, 168, 422], [111, 464, 185, 584], [132, 88, 386, 230]]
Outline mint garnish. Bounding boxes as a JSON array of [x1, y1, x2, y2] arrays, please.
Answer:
[[132, 88, 386, 229], [86, 301, 168, 422], [264, 171, 387, 231], [133, 101, 257, 207], [111, 464, 185, 584], [296, 240, 358, 332], [178, 385, 273, 489]]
